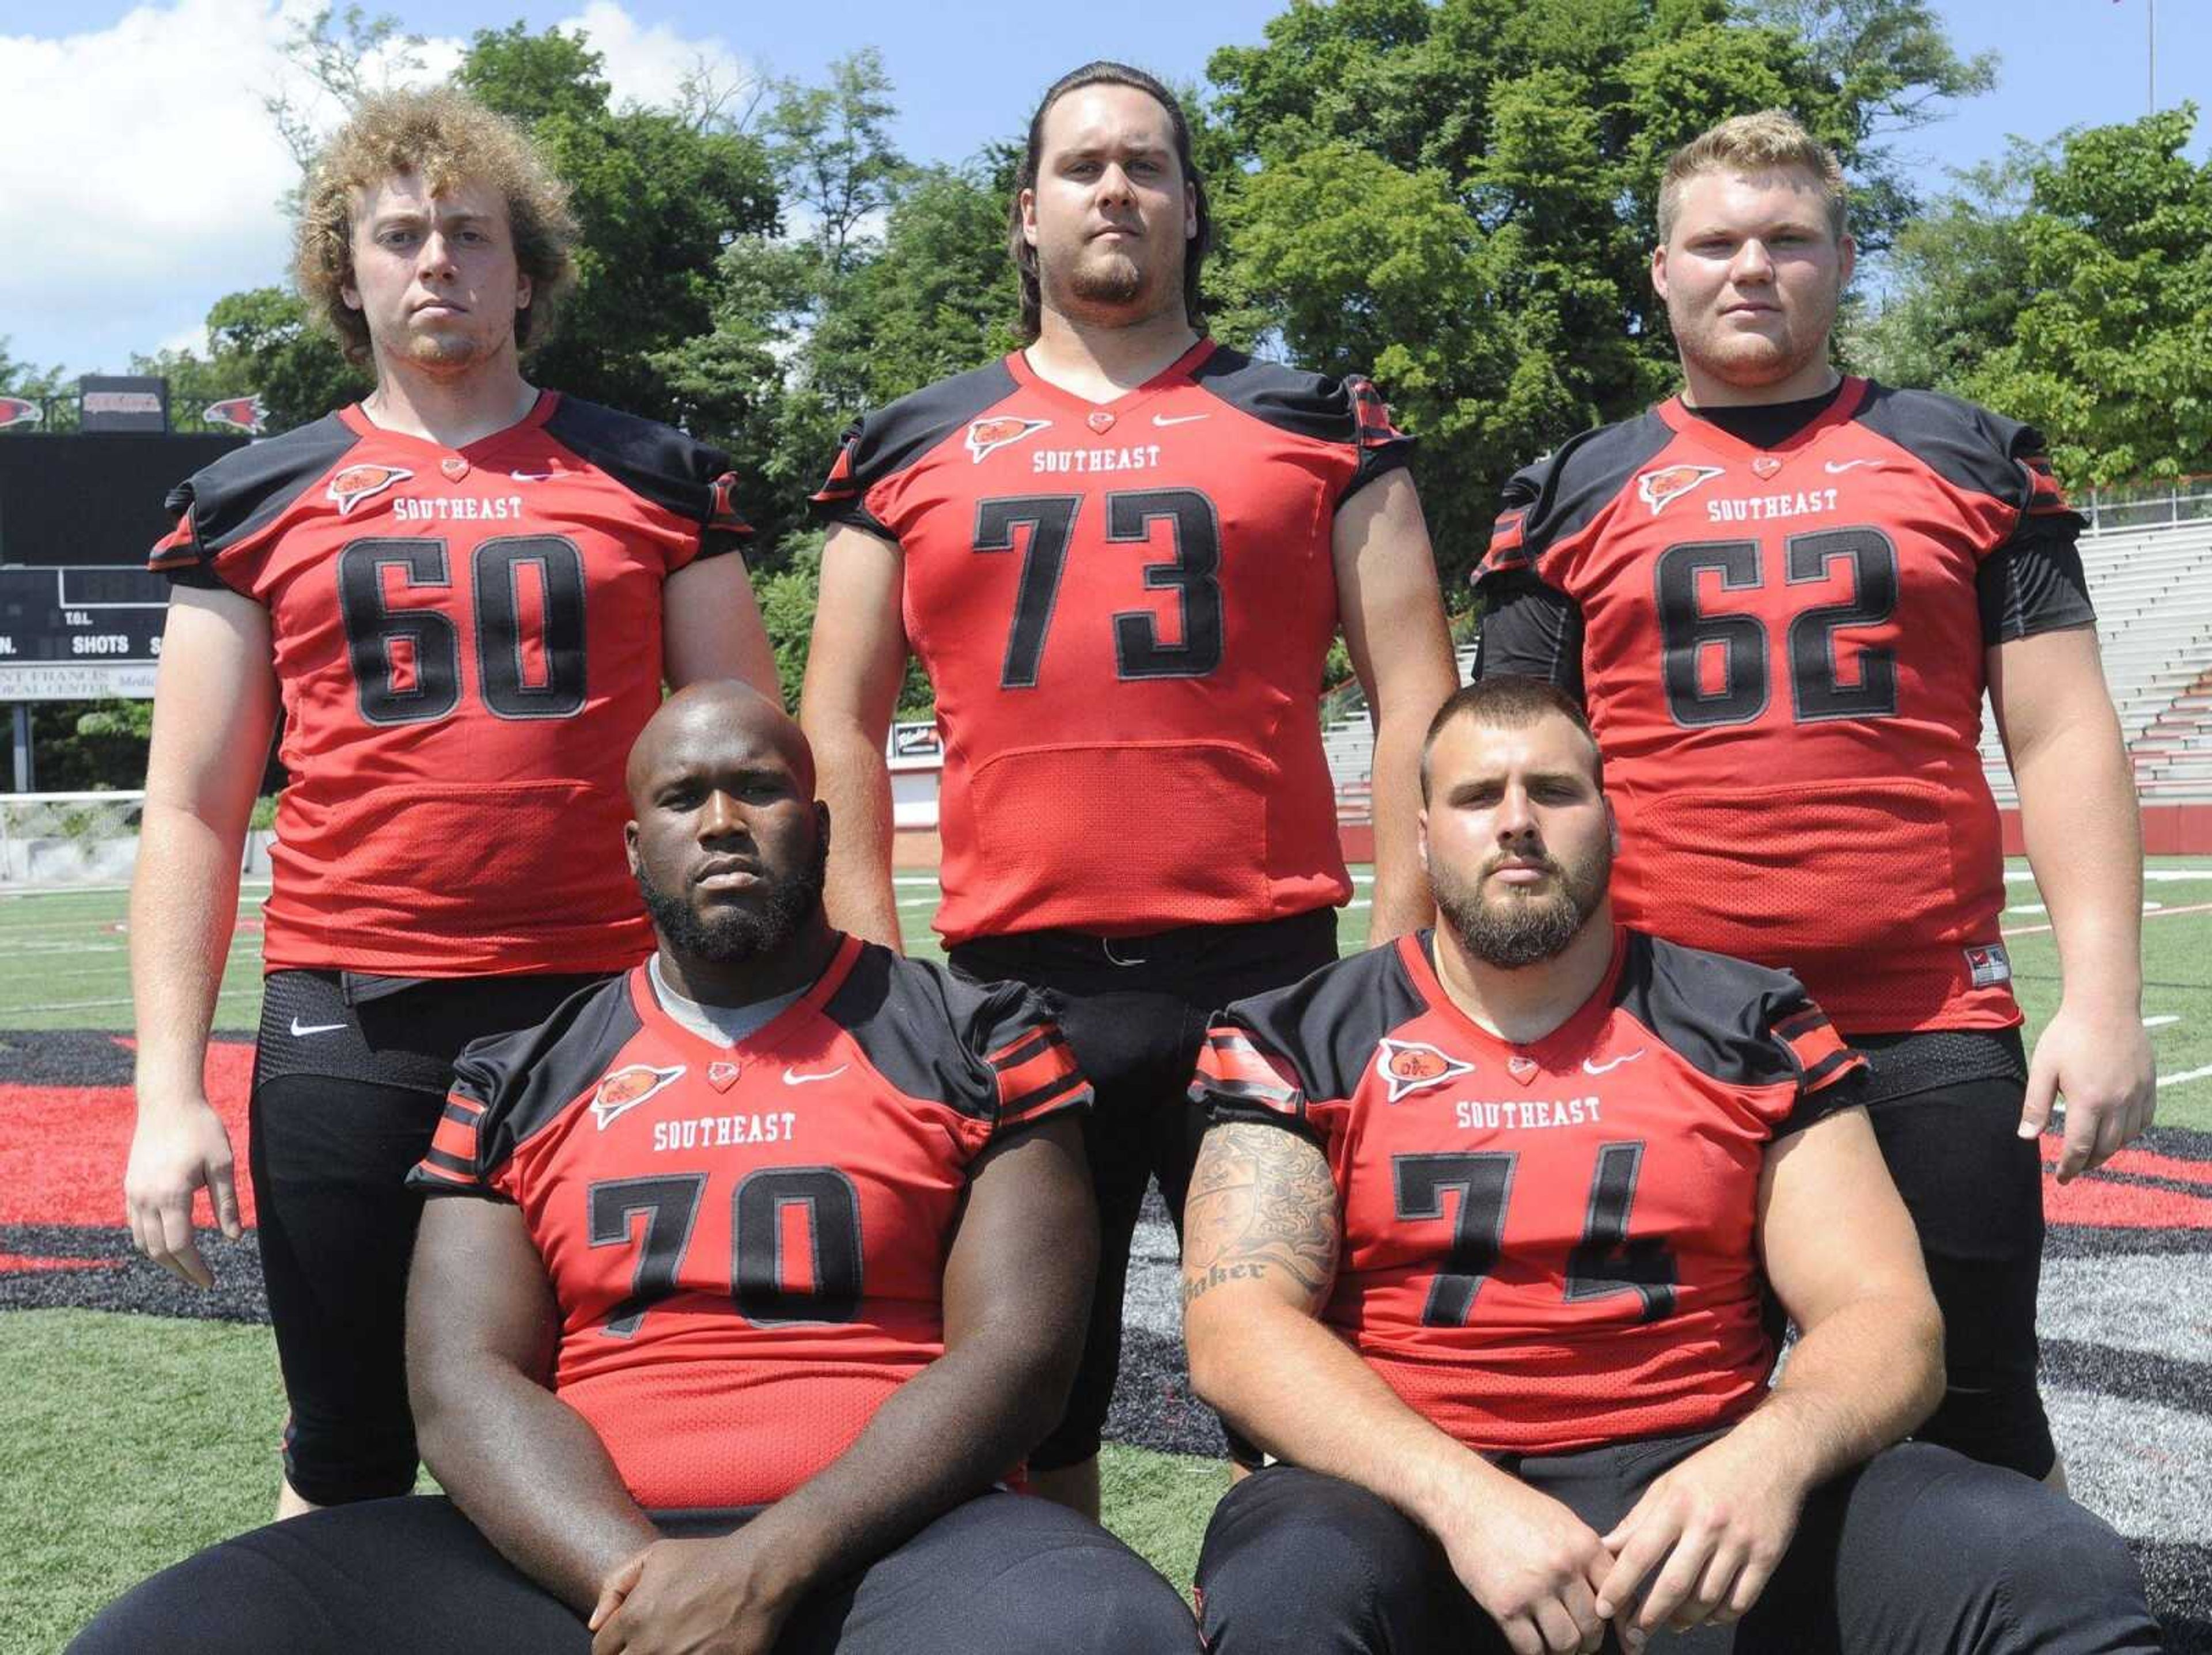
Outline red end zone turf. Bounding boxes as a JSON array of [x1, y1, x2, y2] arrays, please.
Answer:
[[0, 1037, 257, 1257]]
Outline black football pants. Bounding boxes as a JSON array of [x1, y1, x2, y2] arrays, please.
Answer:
[[1854, 1048, 2055, 1479], [948, 906, 1339, 1470], [1196, 1444, 2159, 1654], [68, 1491, 1200, 1654], [249, 969, 601, 1505]]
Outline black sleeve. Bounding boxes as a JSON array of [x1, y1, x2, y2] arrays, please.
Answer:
[[809, 418, 898, 538], [1341, 374, 1416, 502], [1473, 572, 1585, 702], [1976, 515, 2096, 646]]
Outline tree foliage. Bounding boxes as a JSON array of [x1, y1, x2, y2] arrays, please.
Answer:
[[1861, 105, 2211, 488], [1203, 0, 1994, 591]]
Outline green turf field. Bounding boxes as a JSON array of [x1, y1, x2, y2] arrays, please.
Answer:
[[5, 859, 2207, 1124], [3, 861, 2209, 1650], [0, 1310, 1229, 1653]]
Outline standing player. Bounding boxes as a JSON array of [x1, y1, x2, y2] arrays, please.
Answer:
[[1181, 680, 2155, 1655], [1473, 111, 2153, 1481], [801, 60, 1460, 1514], [123, 88, 775, 1518]]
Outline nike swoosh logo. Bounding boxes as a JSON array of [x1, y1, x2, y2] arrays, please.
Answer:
[[782, 1066, 849, 1086], [1823, 459, 1880, 474], [1582, 1050, 1646, 1076], [1151, 413, 1209, 427], [290, 1017, 347, 1037], [510, 470, 554, 482]]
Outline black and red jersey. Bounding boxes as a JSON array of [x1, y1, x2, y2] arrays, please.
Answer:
[[1474, 378, 2096, 1032], [1192, 927, 1863, 1455], [149, 392, 751, 977], [811, 340, 1412, 945], [407, 934, 1089, 1512]]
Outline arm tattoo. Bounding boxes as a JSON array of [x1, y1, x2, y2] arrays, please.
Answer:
[[1181, 1123, 1340, 1313]]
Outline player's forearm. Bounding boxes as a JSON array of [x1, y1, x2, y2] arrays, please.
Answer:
[[1742, 1287, 1944, 1490], [1365, 695, 1448, 942], [413, 1353, 658, 1612], [806, 721, 903, 948], [129, 802, 248, 1102], [1188, 1293, 1506, 1539], [2013, 715, 2144, 1011], [728, 1327, 1074, 1599]]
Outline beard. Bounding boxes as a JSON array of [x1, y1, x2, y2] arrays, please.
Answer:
[[1432, 836, 1612, 971], [634, 835, 827, 966], [1040, 230, 1175, 321]]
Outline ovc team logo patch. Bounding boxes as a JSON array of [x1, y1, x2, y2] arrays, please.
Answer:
[[1636, 464, 1725, 516], [1375, 1038, 1476, 1103], [326, 464, 413, 517], [1964, 942, 2013, 988], [590, 1063, 687, 1130], [965, 416, 1051, 463]]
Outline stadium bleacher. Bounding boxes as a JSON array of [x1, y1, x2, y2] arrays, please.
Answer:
[[1982, 503, 2212, 809]]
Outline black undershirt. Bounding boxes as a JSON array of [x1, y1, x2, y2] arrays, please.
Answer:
[[1678, 378, 1846, 449]]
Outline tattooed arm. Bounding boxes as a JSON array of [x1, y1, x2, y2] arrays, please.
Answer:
[[1183, 1122, 1618, 1655]]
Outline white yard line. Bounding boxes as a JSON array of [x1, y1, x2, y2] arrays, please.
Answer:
[[2003, 901, 2212, 940], [2157, 1063, 2212, 1090]]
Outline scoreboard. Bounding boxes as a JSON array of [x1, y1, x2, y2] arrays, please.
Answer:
[[0, 566, 166, 701]]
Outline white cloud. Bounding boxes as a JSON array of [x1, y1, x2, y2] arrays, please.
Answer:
[[0, 1, 751, 378], [556, 2, 754, 118]]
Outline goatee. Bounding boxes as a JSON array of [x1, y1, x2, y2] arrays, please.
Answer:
[[635, 836, 827, 965], [1433, 839, 1611, 971]]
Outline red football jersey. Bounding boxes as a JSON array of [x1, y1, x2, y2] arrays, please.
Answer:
[[1474, 379, 2090, 1031], [408, 935, 1090, 1512], [149, 392, 750, 976], [1192, 927, 1863, 1455], [812, 340, 1411, 944]]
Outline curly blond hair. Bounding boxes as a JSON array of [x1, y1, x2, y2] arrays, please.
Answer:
[[295, 88, 579, 364], [1658, 110, 1848, 246]]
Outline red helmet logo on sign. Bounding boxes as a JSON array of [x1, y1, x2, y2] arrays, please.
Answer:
[[201, 396, 266, 434]]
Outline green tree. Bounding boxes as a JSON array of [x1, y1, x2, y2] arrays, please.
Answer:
[[204, 287, 371, 430], [454, 24, 779, 423], [762, 48, 907, 273], [1204, 0, 1994, 593], [1860, 105, 2212, 486], [650, 59, 1022, 569]]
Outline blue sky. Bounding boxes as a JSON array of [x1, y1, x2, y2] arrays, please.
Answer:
[[3, 0, 2205, 380]]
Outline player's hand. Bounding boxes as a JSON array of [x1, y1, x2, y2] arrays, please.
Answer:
[[1594, 1426, 1808, 1647], [587, 1533, 801, 1655], [2021, 998, 2157, 1183], [1433, 1472, 1611, 1654], [123, 1092, 242, 1289]]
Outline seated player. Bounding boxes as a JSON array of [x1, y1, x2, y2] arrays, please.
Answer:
[[1181, 678, 2156, 1655], [73, 683, 1199, 1655]]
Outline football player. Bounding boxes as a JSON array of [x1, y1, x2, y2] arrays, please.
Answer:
[[75, 683, 1198, 1655], [800, 59, 1460, 1514], [122, 88, 777, 1519], [1472, 110, 2153, 1482], [1180, 679, 2156, 1655]]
